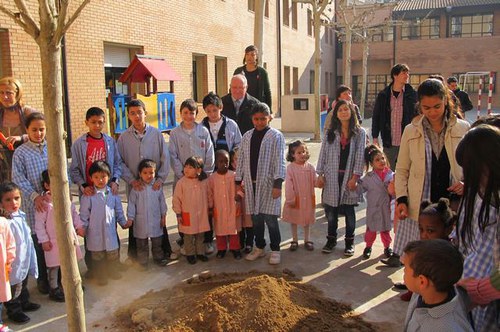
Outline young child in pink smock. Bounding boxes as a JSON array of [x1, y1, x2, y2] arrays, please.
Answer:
[[209, 150, 242, 260], [172, 156, 211, 265], [0, 216, 15, 332], [35, 170, 84, 302], [282, 141, 317, 251]]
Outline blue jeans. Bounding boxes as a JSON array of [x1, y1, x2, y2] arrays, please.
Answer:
[[251, 214, 281, 251], [324, 204, 356, 239]]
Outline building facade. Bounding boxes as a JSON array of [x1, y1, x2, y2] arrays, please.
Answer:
[[344, 0, 500, 112], [0, 0, 335, 141]]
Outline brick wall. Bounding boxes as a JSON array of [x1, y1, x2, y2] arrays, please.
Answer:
[[0, 0, 336, 141]]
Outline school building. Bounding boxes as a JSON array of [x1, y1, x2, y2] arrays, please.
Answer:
[[344, 0, 500, 113], [0, 0, 336, 142]]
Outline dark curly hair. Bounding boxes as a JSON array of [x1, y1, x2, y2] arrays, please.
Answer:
[[286, 140, 309, 162], [419, 198, 457, 230]]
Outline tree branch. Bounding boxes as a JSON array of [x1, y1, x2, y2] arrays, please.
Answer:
[[59, 0, 92, 37], [8, 0, 41, 39], [54, 0, 70, 42]]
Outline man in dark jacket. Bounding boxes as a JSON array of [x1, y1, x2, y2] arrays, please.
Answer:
[[447, 76, 473, 113], [372, 64, 417, 170], [222, 74, 260, 135]]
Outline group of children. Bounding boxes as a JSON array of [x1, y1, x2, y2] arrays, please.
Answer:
[[0, 86, 490, 332]]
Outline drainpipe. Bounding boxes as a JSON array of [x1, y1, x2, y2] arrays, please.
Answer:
[[276, 0, 282, 117], [61, 35, 73, 152]]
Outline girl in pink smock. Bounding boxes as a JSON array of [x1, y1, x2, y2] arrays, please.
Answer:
[[34, 170, 84, 302], [282, 141, 317, 251], [172, 156, 211, 265], [209, 150, 242, 260], [0, 216, 16, 332]]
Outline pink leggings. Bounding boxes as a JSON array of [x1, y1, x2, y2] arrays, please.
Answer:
[[364, 228, 392, 248]]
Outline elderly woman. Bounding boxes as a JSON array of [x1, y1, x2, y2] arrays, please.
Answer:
[[383, 78, 469, 269], [0, 77, 35, 182]]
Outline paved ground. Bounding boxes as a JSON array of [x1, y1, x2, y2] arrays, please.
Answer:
[[14, 109, 496, 331]]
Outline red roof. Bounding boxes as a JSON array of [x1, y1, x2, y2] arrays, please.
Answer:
[[119, 55, 181, 83]]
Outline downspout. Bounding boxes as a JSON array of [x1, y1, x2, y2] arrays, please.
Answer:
[[276, 0, 282, 117], [61, 35, 73, 152]]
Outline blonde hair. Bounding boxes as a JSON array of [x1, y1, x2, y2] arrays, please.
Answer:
[[0, 77, 24, 107]]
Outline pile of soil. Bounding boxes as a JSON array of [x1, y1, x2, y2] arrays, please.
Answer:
[[111, 271, 376, 332]]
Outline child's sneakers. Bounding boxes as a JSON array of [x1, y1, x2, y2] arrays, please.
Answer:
[[205, 242, 215, 255], [0, 324, 14, 332], [322, 238, 337, 253], [245, 247, 265, 261], [384, 247, 393, 258], [49, 287, 65, 302], [362, 247, 372, 259], [269, 251, 281, 265], [231, 250, 242, 260]]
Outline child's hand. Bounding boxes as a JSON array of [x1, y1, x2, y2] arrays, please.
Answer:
[[34, 195, 48, 213], [152, 179, 163, 191], [387, 179, 396, 197], [83, 186, 95, 196], [160, 216, 166, 228], [272, 188, 281, 199], [347, 177, 357, 191], [123, 220, 133, 229], [396, 202, 409, 220], [131, 180, 145, 191], [286, 202, 296, 208], [316, 175, 325, 188], [76, 228, 86, 237], [110, 182, 119, 195], [42, 241, 53, 251]]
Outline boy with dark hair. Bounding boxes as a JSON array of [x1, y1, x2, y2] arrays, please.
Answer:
[[402, 239, 473, 332], [372, 63, 417, 170], [236, 102, 285, 265], [117, 99, 172, 261], [202, 92, 242, 153], [70, 106, 122, 277], [79, 161, 131, 286], [447, 76, 473, 113]]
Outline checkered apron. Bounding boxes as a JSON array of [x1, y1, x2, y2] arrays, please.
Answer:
[[393, 133, 433, 256]]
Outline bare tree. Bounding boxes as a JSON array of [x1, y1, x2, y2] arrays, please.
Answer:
[[294, 0, 331, 140], [0, 0, 92, 330]]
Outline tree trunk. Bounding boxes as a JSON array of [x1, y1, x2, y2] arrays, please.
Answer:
[[360, 34, 369, 119], [38, 31, 86, 332], [254, 0, 265, 63], [343, 28, 352, 87], [313, 3, 322, 141]]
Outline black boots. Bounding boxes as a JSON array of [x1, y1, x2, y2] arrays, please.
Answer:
[[344, 237, 354, 256]]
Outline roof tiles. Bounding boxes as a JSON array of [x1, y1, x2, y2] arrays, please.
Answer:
[[394, 0, 500, 12]]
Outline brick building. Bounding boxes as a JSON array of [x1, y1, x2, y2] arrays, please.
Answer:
[[345, 0, 500, 112], [0, 0, 336, 142]]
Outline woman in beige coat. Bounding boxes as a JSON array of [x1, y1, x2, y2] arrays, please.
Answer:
[[382, 78, 470, 268]]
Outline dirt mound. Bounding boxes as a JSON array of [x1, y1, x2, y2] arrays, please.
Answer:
[[112, 272, 376, 332]]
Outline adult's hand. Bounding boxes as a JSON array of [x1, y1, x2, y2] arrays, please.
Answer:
[[34, 195, 48, 212], [131, 179, 144, 191], [448, 181, 464, 196], [373, 138, 379, 147], [272, 188, 281, 199]]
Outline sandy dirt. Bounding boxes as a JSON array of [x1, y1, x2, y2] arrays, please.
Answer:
[[109, 271, 377, 332]]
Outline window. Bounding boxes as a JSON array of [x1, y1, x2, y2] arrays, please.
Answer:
[[310, 70, 315, 93], [410, 74, 431, 89], [248, 0, 255, 11], [352, 75, 391, 103], [215, 57, 228, 96], [265, 0, 269, 18], [451, 14, 493, 38], [192, 54, 208, 102], [402, 17, 440, 40], [293, 67, 299, 94], [329, 73, 334, 98], [292, 2, 298, 29], [284, 66, 291, 95], [249, 0, 269, 17], [283, 0, 290, 26], [307, 9, 313, 36], [324, 71, 329, 94]]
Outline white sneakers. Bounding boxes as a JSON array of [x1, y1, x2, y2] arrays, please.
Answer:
[[269, 251, 281, 265], [245, 248, 281, 265], [205, 242, 215, 255], [245, 247, 266, 261]]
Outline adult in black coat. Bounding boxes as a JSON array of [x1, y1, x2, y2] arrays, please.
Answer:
[[222, 74, 260, 135], [447, 76, 473, 113], [372, 64, 417, 170]]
